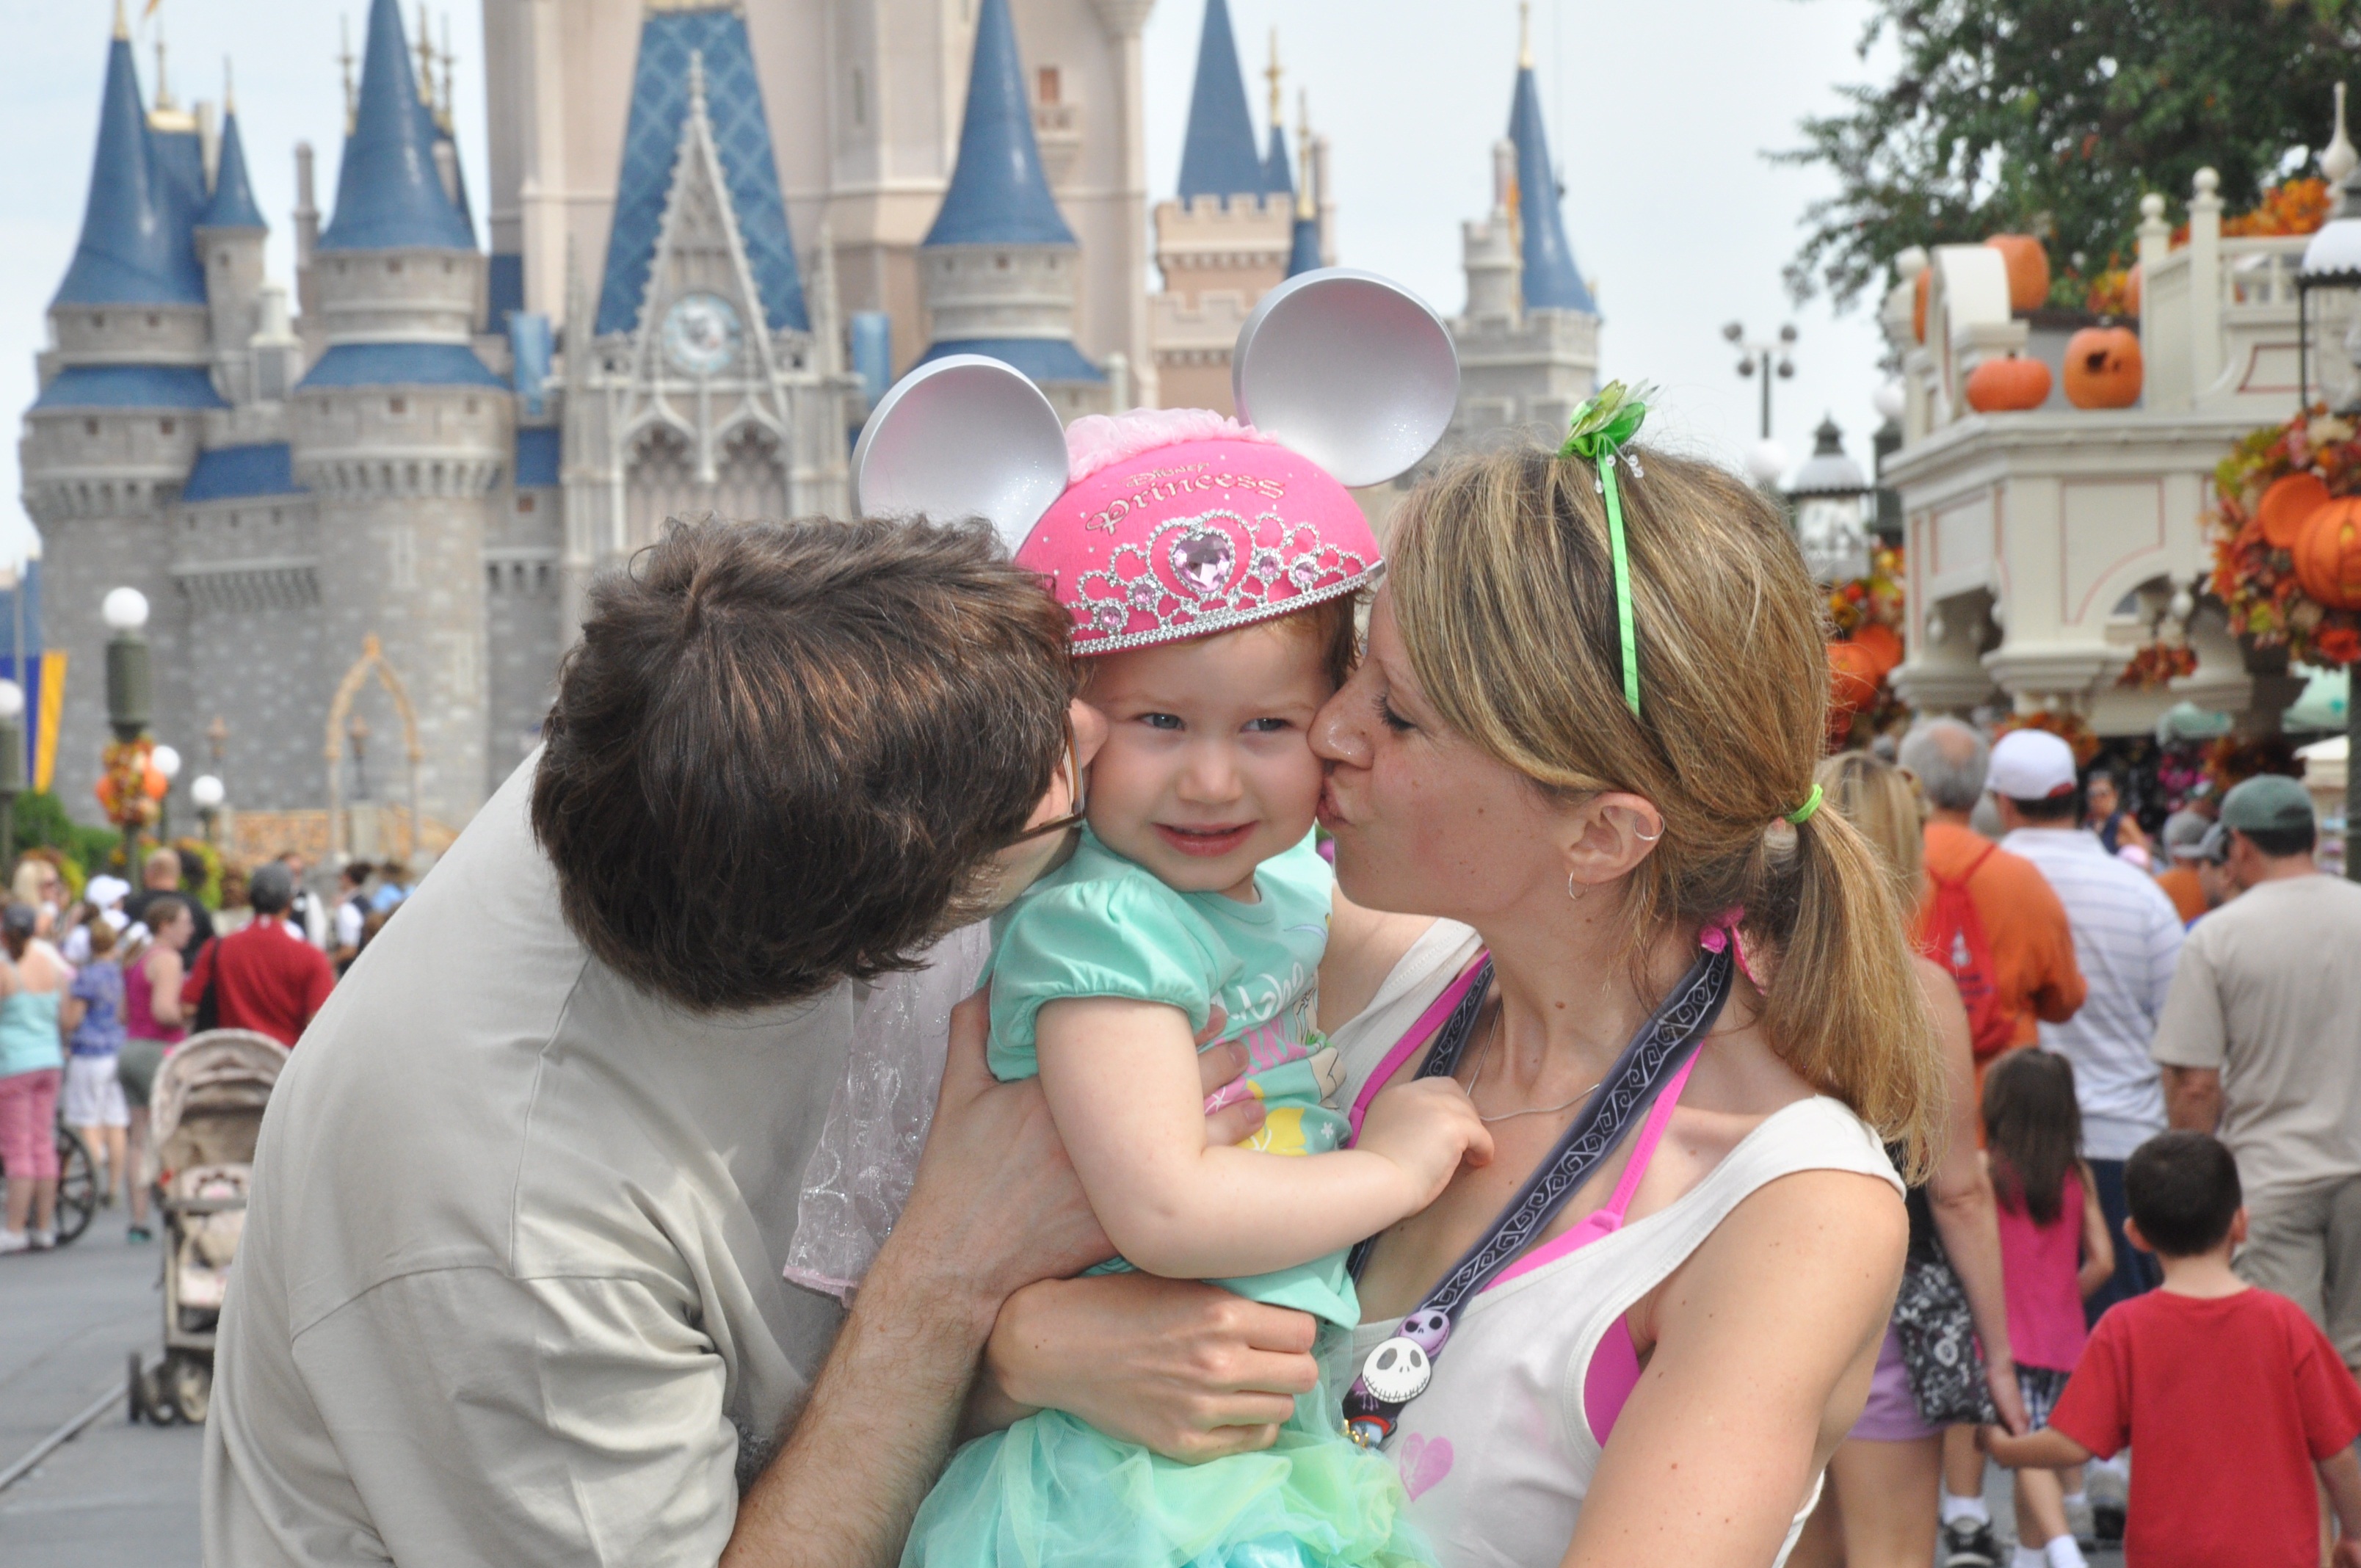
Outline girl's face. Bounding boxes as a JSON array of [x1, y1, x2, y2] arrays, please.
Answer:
[[1082, 620, 1333, 900], [1311, 591, 1570, 923]]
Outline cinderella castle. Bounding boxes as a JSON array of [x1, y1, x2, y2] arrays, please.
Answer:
[[20, 0, 1599, 856]]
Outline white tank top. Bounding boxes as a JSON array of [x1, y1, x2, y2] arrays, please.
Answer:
[[1328, 923, 1904, 1568]]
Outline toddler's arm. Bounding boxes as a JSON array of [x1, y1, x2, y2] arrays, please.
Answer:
[[1979, 1423, 2092, 1470], [1035, 995, 1490, 1281], [2075, 1161, 2115, 1299], [2323, 1446, 2361, 1568]]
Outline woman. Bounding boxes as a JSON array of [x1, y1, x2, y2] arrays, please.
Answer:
[[119, 895, 192, 1243], [0, 903, 71, 1252], [1306, 436, 1942, 1565], [1791, 753, 2025, 1568]]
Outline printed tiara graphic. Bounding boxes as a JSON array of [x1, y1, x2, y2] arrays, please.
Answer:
[[1070, 508, 1373, 650]]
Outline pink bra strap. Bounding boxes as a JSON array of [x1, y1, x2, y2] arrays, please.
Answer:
[[1347, 953, 1490, 1141], [1595, 1051, 1700, 1230]]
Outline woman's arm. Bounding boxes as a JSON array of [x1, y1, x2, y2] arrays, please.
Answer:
[[149, 950, 186, 1028], [1914, 959, 2027, 1434], [59, 992, 86, 1035], [1567, 1168, 1905, 1568], [2075, 1161, 2115, 1299], [1034, 995, 1489, 1280]]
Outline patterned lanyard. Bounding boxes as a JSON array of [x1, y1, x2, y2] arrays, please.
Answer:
[[1341, 942, 1734, 1448]]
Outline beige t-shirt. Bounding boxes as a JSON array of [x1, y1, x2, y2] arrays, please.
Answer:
[[2150, 874, 2361, 1206], [201, 759, 863, 1567]]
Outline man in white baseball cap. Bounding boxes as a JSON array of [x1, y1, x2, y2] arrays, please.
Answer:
[[1988, 727, 2185, 1324]]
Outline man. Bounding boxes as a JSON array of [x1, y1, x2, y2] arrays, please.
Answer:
[[329, 860, 370, 970], [1987, 727, 2183, 1318], [280, 852, 327, 949], [204, 519, 1305, 1567], [2153, 773, 2361, 1377], [1898, 719, 2086, 1061], [123, 845, 215, 951], [181, 863, 336, 1048], [369, 860, 410, 913]]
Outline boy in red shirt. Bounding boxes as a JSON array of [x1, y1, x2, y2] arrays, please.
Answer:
[[1984, 1130, 2361, 1568]]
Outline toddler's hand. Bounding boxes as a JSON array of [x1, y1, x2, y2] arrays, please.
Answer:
[[1357, 1078, 1493, 1216]]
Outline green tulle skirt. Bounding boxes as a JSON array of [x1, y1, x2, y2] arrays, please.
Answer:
[[902, 1367, 1433, 1568]]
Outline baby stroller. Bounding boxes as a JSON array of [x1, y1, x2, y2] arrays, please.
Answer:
[[128, 1028, 288, 1425]]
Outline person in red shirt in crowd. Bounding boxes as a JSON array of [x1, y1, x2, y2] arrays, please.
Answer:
[[1984, 1130, 2361, 1568], [182, 863, 335, 1048]]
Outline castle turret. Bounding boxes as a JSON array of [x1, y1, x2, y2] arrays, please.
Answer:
[[21, 5, 220, 821], [917, 0, 1107, 421], [291, 0, 505, 830], [1443, 13, 1598, 446], [1175, 0, 1263, 203], [197, 81, 269, 404]]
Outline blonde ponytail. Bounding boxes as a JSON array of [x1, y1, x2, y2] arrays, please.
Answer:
[[1388, 442, 1943, 1175]]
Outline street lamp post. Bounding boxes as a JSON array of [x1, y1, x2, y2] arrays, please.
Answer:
[[2297, 156, 2361, 881], [0, 680, 26, 875], [150, 744, 182, 843], [100, 587, 153, 868], [1725, 320, 1798, 490], [191, 773, 225, 849], [1783, 415, 1876, 584]]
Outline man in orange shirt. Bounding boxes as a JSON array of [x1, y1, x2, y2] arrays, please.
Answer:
[[1900, 719, 2086, 1061]]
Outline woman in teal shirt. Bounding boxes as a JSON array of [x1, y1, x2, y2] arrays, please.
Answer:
[[0, 901, 69, 1252]]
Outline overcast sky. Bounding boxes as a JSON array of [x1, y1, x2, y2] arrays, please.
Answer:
[[0, 0, 1896, 570]]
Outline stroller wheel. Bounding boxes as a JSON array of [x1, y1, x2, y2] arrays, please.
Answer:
[[127, 1351, 147, 1425], [144, 1358, 177, 1426], [171, 1357, 212, 1425]]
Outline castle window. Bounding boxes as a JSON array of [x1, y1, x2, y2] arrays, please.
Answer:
[[216, 253, 228, 269], [1038, 68, 1061, 106], [995, 255, 1010, 270], [90, 314, 103, 330], [443, 259, 454, 275], [271, 509, 282, 525], [388, 259, 404, 275], [230, 512, 240, 529], [465, 399, 479, 415], [517, 494, 537, 513], [83, 419, 98, 437], [159, 419, 175, 436], [851, 67, 866, 127], [388, 396, 407, 416], [146, 313, 159, 327]]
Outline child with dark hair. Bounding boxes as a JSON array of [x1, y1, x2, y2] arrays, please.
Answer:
[[1981, 1049, 2115, 1568], [1986, 1130, 2361, 1567]]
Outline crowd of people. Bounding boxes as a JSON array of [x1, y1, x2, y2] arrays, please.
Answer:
[[0, 846, 415, 1254], [1794, 717, 2361, 1568]]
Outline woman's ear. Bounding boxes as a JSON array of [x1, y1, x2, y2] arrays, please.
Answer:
[[1562, 791, 1664, 890]]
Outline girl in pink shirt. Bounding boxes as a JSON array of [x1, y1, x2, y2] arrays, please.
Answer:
[[1984, 1049, 2116, 1568]]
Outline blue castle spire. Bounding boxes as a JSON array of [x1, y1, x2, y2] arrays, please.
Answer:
[[596, 4, 808, 334], [1508, 62, 1594, 313], [51, 19, 203, 306], [1286, 208, 1321, 277], [201, 105, 267, 231], [924, 0, 1073, 247], [318, 0, 474, 252], [1175, 0, 1263, 201]]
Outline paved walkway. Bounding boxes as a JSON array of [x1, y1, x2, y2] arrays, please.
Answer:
[[0, 1204, 201, 1568]]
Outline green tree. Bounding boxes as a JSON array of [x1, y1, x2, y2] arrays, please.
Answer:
[[1777, 0, 2360, 309]]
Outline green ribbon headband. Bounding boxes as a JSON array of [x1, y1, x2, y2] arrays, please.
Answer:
[[1559, 382, 1655, 718]]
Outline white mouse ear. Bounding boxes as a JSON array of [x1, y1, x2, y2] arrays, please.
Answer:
[[1231, 269, 1459, 489], [850, 355, 1071, 554]]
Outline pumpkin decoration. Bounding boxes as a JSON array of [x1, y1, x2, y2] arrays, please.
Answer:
[[2063, 326, 2143, 409], [2294, 497, 2361, 610], [1912, 267, 1930, 344], [1984, 235, 2051, 313], [2255, 471, 2331, 551], [1828, 639, 1885, 717], [1851, 622, 1905, 680], [1965, 354, 2053, 413]]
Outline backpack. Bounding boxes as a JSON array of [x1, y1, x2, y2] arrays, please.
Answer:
[[1920, 844, 2015, 1060]]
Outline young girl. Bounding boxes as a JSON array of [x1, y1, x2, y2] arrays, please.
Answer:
[[1983, 1050, 2115, 1568], [902, 411, 1488, 1568]]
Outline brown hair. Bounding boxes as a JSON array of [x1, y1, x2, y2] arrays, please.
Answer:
[[1388, 443, 1943, 1172], [87, 918, 116, 958], [1816, 751, 1928, 921], [1077, 591, 1361, 694], [534, 516, 1074, 1012], [1982, 1048, 2081, 1227]]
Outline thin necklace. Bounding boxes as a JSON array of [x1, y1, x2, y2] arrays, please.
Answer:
[[1465, 1008, 1600, 1125]]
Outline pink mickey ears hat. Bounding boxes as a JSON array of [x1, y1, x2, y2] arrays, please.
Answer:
[[851, 269, 1460, 653]]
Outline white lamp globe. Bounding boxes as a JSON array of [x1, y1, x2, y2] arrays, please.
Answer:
[[101, 587, 150, 632], [1872, 380, 1907, 422], [190, 774, 225, 809], [1744, 438, 1791, 486], [150, 744, 182, 781], [0, 681, 25, 721]]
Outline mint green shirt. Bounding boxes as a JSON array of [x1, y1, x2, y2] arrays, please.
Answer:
[[986, 828, 1357, 1327]]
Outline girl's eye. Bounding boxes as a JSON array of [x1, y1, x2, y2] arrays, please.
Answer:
[[1139, 713, 1184, 731], [1378, 695, 1415, 734], [1243, 717, 1291, 734]]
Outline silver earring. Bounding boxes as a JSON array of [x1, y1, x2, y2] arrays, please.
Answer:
[[1567, 870, 1579, 900], [1635, 824, 1663, 843]]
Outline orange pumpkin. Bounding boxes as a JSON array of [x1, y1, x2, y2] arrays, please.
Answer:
[[1985, 235, 2051, 313], [1965, 354, 2053, 413], [2295, 497, 2361, 610], [2063, 326, 2143, 409], [2256, 472, 2332, 551], [1912, 267, 1930, 344], [142, 761, 169, 801], [1851, 622, 1906, 680], [1829, 639, 1885, 717], [94, 776, 117, 813]]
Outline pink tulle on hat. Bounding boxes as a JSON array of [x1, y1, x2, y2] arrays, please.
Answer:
[[1018, 408, 1382, 654]]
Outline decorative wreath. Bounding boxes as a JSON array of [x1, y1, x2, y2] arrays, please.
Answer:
[[2208, 406, 2361, 669]]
